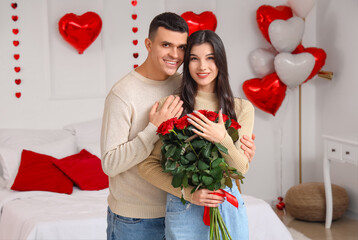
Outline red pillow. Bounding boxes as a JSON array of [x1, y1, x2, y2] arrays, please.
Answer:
[[52, 149, 108, 190], [11, 150, 73, 194]]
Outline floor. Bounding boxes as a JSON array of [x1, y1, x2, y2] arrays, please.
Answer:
[[275, 209, 358, 240]]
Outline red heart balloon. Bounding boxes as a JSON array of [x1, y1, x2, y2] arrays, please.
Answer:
[[243, 73, 287, 116], [14, 66, 21, 73], [133, 53, 139, 58], [13, 40, 19, 46], [292, 44, 327, 83], [132, 14, 137, 20], [15, 79, 21, 85], [181, 11, 217, 36], [132, 40, 138, 45], [13, 29, 19, 35], [14, 54, 20, 60], [58, 12, 102, 54], [256, 5, 293, 43], [15, 92, 21, 98], [12, 15, 18, 21]]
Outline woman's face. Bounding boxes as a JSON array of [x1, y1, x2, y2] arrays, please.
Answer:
[[188, 42, 218, 93]]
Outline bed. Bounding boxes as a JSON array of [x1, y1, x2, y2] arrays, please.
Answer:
[[0, 119, 292, 240]]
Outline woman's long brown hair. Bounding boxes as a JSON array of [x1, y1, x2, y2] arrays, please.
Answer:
[[180, 30, 237, 121]]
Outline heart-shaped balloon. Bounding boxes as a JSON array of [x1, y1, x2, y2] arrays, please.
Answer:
[[293, 44, 327, 82], [243, 73, 287, 116], [256, 5, 293, 43], [268, 17, 305, 53], [287, 0, 315, 18], [249, 48, 276, 78], [58, 12, 102, 54], [274, 52, 315, 88], [181, 11, 217, 36]]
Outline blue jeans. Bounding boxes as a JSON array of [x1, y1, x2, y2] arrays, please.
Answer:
[[165, 181, 249, 240], [107, 207, 165, 240]]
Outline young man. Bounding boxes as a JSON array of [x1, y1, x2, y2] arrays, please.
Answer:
[[101, 12, 256, 240]]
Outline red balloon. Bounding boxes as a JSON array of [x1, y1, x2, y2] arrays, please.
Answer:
[[243, 73, 287, 116], [256, 5, 293, 43], [181, 11, 217, 36], [293, 44, 327, 83], [58, 12, 102, 54]]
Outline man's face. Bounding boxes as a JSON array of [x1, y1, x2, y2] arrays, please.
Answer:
[[147, 27, 188, 80]]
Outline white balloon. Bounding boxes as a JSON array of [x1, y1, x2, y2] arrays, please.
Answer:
[[287, 0, 315, 18], [269, 17, 305, 53], [249, 48, 276, 78], [274, 52, 315, 89]]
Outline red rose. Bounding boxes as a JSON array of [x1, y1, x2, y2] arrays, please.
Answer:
[[157, 117, 176, 135], [222, 113, 229, 122], [206, 111, 218, 122], [175, 115, 190, 130], [229, 119, 241, 130]]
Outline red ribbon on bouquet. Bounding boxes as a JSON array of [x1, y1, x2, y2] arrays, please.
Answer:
[[203, 189, 238, 226]]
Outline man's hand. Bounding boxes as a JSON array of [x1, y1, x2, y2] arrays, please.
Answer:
[[240, 134, 256, 163], [149, 96, 183, 127], [191, 189, 225, 207]]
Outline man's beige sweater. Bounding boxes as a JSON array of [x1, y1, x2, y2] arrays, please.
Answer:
[[101, 70, 181, 219], [138, 91, 255, 205]]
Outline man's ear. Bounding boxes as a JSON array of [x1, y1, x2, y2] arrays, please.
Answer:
[[145, 38, 152, 52]]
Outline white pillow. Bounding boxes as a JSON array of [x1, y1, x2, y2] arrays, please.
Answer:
[[0, 129, 77, 188], [77, 142, 101, 159], [63, 118, 102, 146]]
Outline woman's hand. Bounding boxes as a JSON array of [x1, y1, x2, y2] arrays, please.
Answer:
[[191, 189, 225, 207], [188, 109, 226, 143], [240, 134, 256, 163]]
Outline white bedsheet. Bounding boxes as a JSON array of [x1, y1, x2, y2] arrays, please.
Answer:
[[0, 188, 292, 240]]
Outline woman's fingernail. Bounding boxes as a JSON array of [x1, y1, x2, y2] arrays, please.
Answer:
[[193, 110, 199, 114], [187, 114, 193, 118]]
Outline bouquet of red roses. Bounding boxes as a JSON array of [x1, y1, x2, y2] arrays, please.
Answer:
[[157, 110, 244, 240]]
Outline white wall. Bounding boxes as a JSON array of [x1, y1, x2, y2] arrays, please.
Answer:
[[3, 0, 356, 214], [315, 0, 358, 215]]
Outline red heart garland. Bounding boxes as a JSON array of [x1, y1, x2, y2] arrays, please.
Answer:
[[133, 64, 138, 69], [133, 40, 138, 45], [14, 54, 20, 60], [292, 44, 327, 83], [15, 92, 21, 98], [13, 40, 19, 46], [256, 5, 293, 43], [132, 27, 138, 33], [181, 11, 217, 36], [14, 66, 21, 72], [133, 53, 139, 58], [12, 29, 19, 35], [11, 3, 18, 9], [131, 0, 137, 6], [15, 79, 21, 85], [243, 73, 287, 116], [132, 14, 137, 20], [58, 12, 102, 54], [12, 15, 18, 21]]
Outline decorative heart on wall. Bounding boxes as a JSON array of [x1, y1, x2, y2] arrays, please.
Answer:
[[14, 66, 21, 73], [58, 12, 102, 54], [13, 29, 19, 34], [268, 17, 305, 53], [181, 11, 217, 36], [293, 45, 327, 82], [274, 52, 315, 88], [13, 40, 19, 46], [12, 15, 18, 21], [14, 54, 20, 60], [256, 5, 293, 43], [243, 73, 287, 116], [132, 27, 138, 33], [15, 79, 21, 85], [11, 3, 17, 9], [15, 92, 21, 98]]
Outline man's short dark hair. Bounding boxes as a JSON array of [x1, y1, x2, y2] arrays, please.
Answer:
[[148, 12, 189, 40]]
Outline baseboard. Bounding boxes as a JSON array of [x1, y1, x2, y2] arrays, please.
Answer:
[[345, 210, 358, 220]]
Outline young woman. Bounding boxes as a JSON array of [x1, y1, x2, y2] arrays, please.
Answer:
[[138, 30, 254, 239]]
